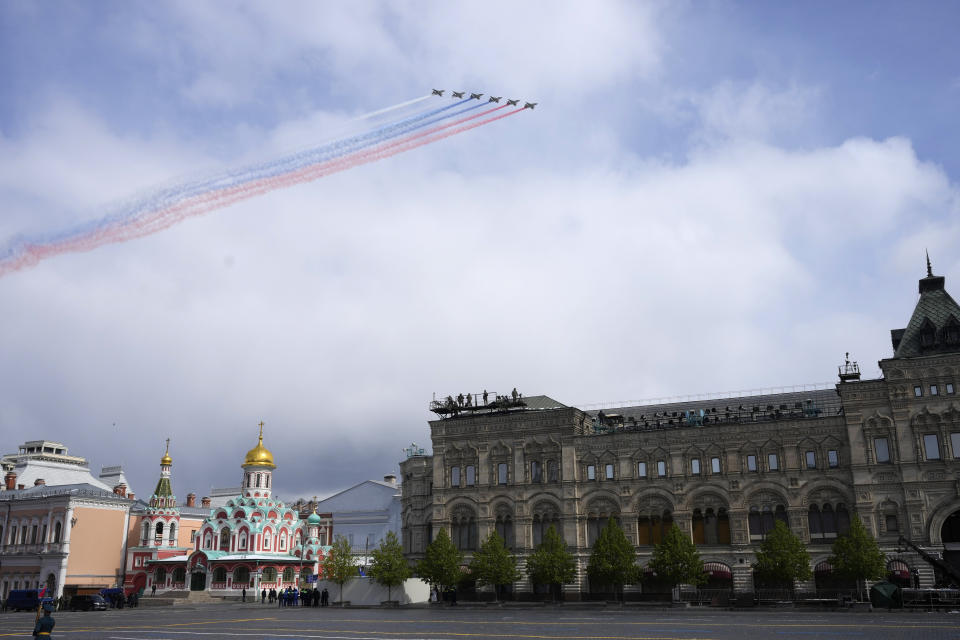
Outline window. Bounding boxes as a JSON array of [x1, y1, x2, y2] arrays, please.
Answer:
[[605, 463, 614, 480], [587, 465, 596, 480], [874, 438, 890, 463], [768, 453, 779, 470], [691, 459, 701, 475], [451, 466, 460, 487], [638, 462, 647, 478], [547, 460, 559, 482], [282, 567, 294, 583], [497, 463, 508, 485], [914, 385, 923, 397], [747, 455, 757, 472], [711, 457, 721, 474], [657, 460, 666, 477], [465, 465, 476, 486], [827, 450, 839, 468], [154, 567, 166, 584], [168, 522, 177, 544], [924, 434, 941, 460], [885, 514, 899, 533], [531, 461, 542, 483], [691, 507, 731, 545], [53, 522, 61, 544], [637, 510, 673, 545], [947, 383, 955, 395], [953, 433, 960, 459], [219, 528, 230, 551], [931, 384, 939, 396], [494, 511, 514, 548], [805, 450, 817, 469], [451, 510, 478, 550], [190, 530, 197, 543], [749, 505, 788, 540]]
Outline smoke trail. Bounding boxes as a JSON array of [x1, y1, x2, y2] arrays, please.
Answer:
[[0, 97, 529, 276]]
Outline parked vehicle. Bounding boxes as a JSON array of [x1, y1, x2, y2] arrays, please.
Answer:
[[69, 594, 108, 611], [4, 589, 54, 612]]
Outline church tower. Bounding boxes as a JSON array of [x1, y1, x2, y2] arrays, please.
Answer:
[[242, 422, 276, 499], [142, 440, 180, 547]]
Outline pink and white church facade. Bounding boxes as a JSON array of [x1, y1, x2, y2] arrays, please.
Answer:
[[124, 426, 331, 595]]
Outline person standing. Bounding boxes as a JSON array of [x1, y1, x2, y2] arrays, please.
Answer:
[[261, 588, 266, 604], [241, 587, 246, 603], [33, 605, 55, 638]]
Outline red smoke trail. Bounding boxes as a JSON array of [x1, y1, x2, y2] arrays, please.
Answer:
[[0, 106, 525, 276]]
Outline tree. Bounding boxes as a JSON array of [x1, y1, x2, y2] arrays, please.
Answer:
[[415, 528, 463, 597], [321, 535, 356, 606], [830, 515, 886, 601], [525, 524, 577, 602], [587, 517, 640, 600], [368, 531, 411, 603], [752, 520, 812, 590], [648, 524, 706, 592], [468, 531, 520, 602]]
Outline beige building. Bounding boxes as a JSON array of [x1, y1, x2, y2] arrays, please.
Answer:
[[400, 267, 960, 598]]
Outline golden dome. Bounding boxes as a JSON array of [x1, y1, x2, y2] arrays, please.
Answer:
[[160, 438, 172, 466], [243, 422, 275, 468]]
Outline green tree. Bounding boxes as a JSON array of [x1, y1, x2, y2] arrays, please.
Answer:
[[321, 534, 357, 606], [368, 531, 412, 603], [525, 525, 577, 602], [587, 517, 640, 600], [830, 515, 886, 601], [416, 528, 463, 597], [752, 520, 812, 591], [648, 524, 706, 592], [468, 531, 520, 602]]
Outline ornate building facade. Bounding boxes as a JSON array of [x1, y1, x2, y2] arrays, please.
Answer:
[[400, 267, 960, 598], [125, 426, 331, 596]]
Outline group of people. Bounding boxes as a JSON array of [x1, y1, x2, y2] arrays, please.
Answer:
[[254, 586, 330, 607]]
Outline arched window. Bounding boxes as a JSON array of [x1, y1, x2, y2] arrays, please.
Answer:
[[263, 531, 272, 550], [748, 499, 788, 540], [532, 505, 561, 547], [836, 504, 851, 535], [155, 521, 164, 544], [638, 510, 672, 546], [141, 521, 150, 545], [586, 504, 621, 548], [494, 510, 514, 548], [266, 475, 270, 488], [692, 508, 731, 545], [233, 566, 250, 585], [219, 528, 231, 551], [262, 567, 277, 582], [168, 522, 177, 544], [8, 525, 16, 545], [238, 531, 247, 551], [451, 508, 478, 551], [282, 567, 295, 583], [822, 504, 837, 537], [547, 460, 559, 482], [53, 521, 62, 543], [256, 474, 262, 488], [213, 567, 226, 582]]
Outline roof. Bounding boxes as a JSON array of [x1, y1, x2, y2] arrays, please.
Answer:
[[892, 270, 960, 358], [584, 388, 841, 432], [9, 457, 113, 491], [0, 482, 129, 502]]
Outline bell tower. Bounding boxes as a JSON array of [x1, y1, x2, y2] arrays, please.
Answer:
[[242, 422, 276, 499]]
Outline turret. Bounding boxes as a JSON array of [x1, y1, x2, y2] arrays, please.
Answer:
[[241, 421, 276, 499]]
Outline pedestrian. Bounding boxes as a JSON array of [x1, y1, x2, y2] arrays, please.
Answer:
[[151, 584, 156, 597], [33, 604, 55, 638], [242, 587, 246, 603], [278, 589, 284, 608], [261, 588, 266, 604], [321, 587, 329, 607]]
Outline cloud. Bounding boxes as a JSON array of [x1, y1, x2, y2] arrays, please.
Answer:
[[0, 90, 956, 499]]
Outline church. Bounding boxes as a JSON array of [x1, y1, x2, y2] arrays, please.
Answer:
[[124, 426, 331, 596], [400, 264, 960, 598]]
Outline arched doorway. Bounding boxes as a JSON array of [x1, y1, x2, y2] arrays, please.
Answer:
[[941, 511, 960, 577], [190, 570, 206, 591], [133, 573, 147, 595], [45, 573, 56, 597]]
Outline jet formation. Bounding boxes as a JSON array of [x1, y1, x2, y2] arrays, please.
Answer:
[[432, 90, 538, 109]]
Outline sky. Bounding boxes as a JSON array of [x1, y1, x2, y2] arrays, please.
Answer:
[[1, 1, 959, 503]]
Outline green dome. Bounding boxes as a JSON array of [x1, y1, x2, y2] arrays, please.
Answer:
[[307, 511, 323, 525]]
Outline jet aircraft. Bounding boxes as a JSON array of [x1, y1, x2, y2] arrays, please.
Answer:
[[506, 99, 519, 106], [451, 91, 465, 98], [431, 89, 444, 96], [469, 92, 483, 100], [487, 96, 501, 103], [524, 102, 538, 110]]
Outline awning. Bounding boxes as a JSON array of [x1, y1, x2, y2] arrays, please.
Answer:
[[887, 559, 910, 579], [702, 562, 732, 579]]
